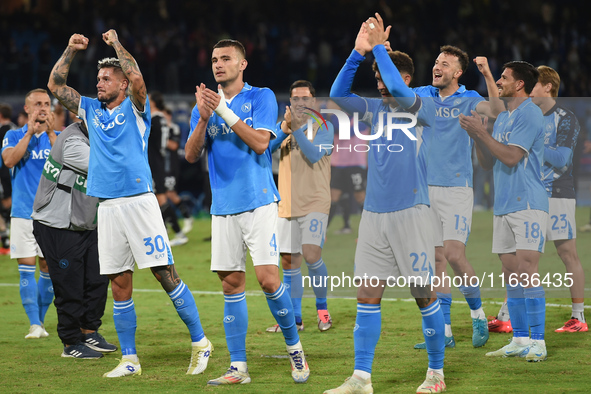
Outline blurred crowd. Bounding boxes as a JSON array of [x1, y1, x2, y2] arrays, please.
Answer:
[[0, 0, 590, 96], [1, 0, 590, 216]]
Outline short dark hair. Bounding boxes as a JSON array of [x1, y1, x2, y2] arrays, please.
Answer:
[[213, 39, 246, 58], [0, 103, 12, 119], [150, 91, 165, 110], [289, 80, 316, 97], [503, 61, 539, 94], [439, 45, 469, 75], [372, 51, 415, 79]]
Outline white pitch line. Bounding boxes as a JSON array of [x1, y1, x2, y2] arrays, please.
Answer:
[[1, 283, 590, 309]]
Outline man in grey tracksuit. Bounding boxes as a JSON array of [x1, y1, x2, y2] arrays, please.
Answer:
[[32, 120, 117, 359]]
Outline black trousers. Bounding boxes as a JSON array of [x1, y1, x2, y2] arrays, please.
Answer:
[[33, 221, 108, 345]]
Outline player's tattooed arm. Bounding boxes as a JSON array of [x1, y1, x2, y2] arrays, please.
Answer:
[[48, 37, 85, 114], [103, 29, 147, 111], [151, 265, 182, 293]]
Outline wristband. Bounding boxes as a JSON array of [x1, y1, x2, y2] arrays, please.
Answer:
[[214, 88, 240, 127]]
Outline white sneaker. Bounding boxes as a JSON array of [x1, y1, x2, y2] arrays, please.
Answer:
[[287, 345, 310, 383], [170, 233, 188, 247], [103, 358, 142, 377], [323, 375, 373, 393], [416, 371, 446, 393], [187, 339, 213, 374], [525, 341, 547, 362], [41, 325, 49, 338], [485, 339, 529, 358], [25, 324, 48, 339], [265, 322, 304, 333], [207, 367, 251, 385], [182, 217, 194, 234]]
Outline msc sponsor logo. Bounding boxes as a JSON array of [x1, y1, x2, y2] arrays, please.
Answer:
[[92, 113, 126, 131], [435, 107, 461, 118], [32, 149, 51, 160]]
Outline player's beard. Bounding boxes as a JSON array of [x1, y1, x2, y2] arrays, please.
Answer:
[[98, 91, 118, 105]]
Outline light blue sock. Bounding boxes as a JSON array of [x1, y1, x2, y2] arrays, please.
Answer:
[[265, 283, 298, 346], [168, 280, 205, 342], [507, 284, 528, 338], [436, 291, 452, 326], [420, 300, 445, 370], [224, 292, 248, 362], [18, 265, 40, 326], [306, 258, 328, 310], [283, 268, 303, 324], [524, 286, 545, 340], [37, 271, 54, 324], [354, 303, 381, 373], [458, 285, 482, 310], [113, 299, 137, 355]]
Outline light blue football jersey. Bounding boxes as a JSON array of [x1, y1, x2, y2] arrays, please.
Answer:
[[2, 126, 56, 219], [491, 98, 548, 216], [413, 85, 484, 187], [79, 96, 152, 199], [330, 48, 435, 213], [190, 83, 280, 215]]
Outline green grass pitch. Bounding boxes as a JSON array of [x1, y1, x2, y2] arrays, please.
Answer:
[[1, 209, 590, 393]]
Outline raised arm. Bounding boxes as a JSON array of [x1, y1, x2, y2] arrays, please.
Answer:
[[329, 24, 372, 115], [365, 13, 418, 109], [47, 34, 86, 114], [474, 57, 504, 118], [102, 29, 147, 111]]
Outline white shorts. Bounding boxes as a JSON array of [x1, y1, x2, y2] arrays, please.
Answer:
[[429, 186, 473, 247], [354, 205, 434, 284], [277, 212, 327, 254], [211, 203, 280, 271], [10, 218, 44, 259], [98, 193, 174, 275], [546, 198, 576, 241], [492, 209, 548, 254]]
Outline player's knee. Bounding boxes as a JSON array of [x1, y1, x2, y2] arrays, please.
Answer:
[[557, 246, 580, 268], [443, 246, 464, 265], [356, 297, 381, 305], [259, 277, 281, 294], [303, 250, 321, 265]]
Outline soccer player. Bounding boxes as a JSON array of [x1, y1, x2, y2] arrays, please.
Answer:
[[460, 61, 548, 361], [412, 47, 503, 349], [2, 89, 57, 339], [266, 80, 334, 333], [185, 39, 309, 385], [148, 91, 188, 246], [325, 15, 445, 393], [32, 121, 117, 359], [48, 30, 212, 377], [530, 65, 586, 332]]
